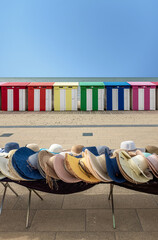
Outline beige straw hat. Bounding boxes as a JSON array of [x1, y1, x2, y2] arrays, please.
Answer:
[[117, 151, 153, 184], [0, 156, 21, 181], [38, 150, 59, 188], [83, 149, 112, 182], [8, 150, 27, 181]]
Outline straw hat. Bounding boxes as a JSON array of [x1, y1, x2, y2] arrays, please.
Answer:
[[38, 150, 60, 188], [53, 154, 81, 183], [83, 149, 112, 182], [65, 153, 100, 183], [82, 146, 99, 156], [146, 154, 158, 178], [0, 172, 5, 180], [120, 141, 145, 152], [71, 145, 84, 156], [8, 149, 17, 159], [0, 156, 21, 181], [118, 151, 153, 184], [0, 142, 20, 157], [145, 145, 158, 155], [8, 150, 26, 181], [26, 143, 40, 152], [38, 150, 59, 179], [12, 147, 43, 180]]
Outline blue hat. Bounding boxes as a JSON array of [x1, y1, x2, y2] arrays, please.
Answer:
[[12, 147, 44, 180], [82, 146, 99, 156], [105, 149, 126, 183], [0, 142, 20, 157]]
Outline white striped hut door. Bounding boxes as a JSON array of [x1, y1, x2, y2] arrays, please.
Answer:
[[124, 88, 130, 110], [98, 89, 104, 110], [46, 89, 52, 111], [138, 88, 144, 110], [19, 89, 26, 111], [112, 89, 118, 110], [7, 89, 13, 111], [60, 89, 66, 110], [72, 88, 77, 110], [34, 89, 40, 111], [86, 89, 92, 110], [150, 88, 155, 110]]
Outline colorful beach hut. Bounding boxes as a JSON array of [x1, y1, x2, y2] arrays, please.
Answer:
[[104, 82, 130, 110], [128, 82, 156, 110], [80, 82, 104, 111], [54, 82, 78, 111], [28, 82, 54, 111], [0, 82, 6, 110], [152, 82, 158, 109], [1, 82, 29, 111]]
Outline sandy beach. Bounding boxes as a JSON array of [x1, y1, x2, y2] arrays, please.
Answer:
[[0, 111, 158, 126]]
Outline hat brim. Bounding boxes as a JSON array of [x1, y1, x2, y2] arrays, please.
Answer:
[[105, 149, 126, 183], [82, 147, 99, 156], [84, 150, 112, 182], [53, 154, 81, 183], [38, 151, 59, 179], [118, 151, 153, 183], [8, 153, 27, 181], [0, 172, 6, 180], [65, 154, 100, 183], [0, 152, 8, 158], [147, 155, 158, 178], [12, 147, 43, 180], [0, 157, 21, 181]]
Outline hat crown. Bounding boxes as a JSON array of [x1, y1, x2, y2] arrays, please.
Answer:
[[49, 144, 63, 153], [96, 155, 107, 171], [5, 142, 19, 153], [47, 156, 57, 168], [28, 153, 38, 169], [120, 141, 136, 151], [129, 155, 148, 174], [26, 143, 39, 152]]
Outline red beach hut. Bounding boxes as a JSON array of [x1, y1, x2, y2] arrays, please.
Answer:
[[28, 82, 54, 111], [1, 82, 29, 111]]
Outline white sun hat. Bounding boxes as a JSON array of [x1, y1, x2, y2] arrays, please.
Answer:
[[120, 141, 145, 152]]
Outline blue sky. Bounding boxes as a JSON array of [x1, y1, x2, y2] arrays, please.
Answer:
[[0, 0, 158, 77]]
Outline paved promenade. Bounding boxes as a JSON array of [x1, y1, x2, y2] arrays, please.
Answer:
[[0, 111, 158, 240]]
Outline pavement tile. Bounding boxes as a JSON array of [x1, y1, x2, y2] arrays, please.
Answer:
[[114, 194, 157, 208], [137, 209, 158, 231], [0, 232, 56, 240], [0, 193, 18, 210], [151, 195, 158, 205], [29, 210, 85, 232], [4, 182, 28, 195], [62, 194, 110, 209], [115, 232, 158, 240], [0, 210, 36, 231], [13, 192, 64, 210], [86, 209, 142, 232], [85, 184, 108, 195], [56, 232, 115, 240]]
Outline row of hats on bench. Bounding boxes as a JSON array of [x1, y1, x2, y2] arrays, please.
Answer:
[[0, 141, 158, 188]]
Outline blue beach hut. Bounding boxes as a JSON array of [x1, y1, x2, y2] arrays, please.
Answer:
[[104, 82, 131, 110]]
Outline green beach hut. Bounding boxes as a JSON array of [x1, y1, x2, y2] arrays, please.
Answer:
[[80, 82, 105, 111]]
